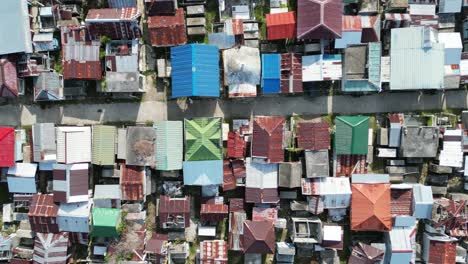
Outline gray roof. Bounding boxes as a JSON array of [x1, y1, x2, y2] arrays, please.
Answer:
[[0, 0, 33, 55], [33, 72, 64, 101], [344, 45, 367, 80], [94, 185, 121, 200], [400, 127, 439, 158], [105, 72, 142, 92], [305, 150, 329, 178]]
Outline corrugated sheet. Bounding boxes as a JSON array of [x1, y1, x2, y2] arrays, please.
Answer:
[[424, 234, 457, 264], [32, 123, 57, 163], [261, 54, 281, 94], [148, 8, 187, 47], [232, 160, 246, 178], [201, 204, 228, 222], [92, 208, 120, 238], [342, 43, 381, 92], [297, 0, 342, 39], [154, 121, 183, 170], [266, 11, 296, 40], [390, 27, 444, 90], [351, 183, 392, 231], [53, 163, 89, 203], [280, 53, 303, 93], [245, 159, 279, 203], [223, 46, 260, 97], [56, 127, 92, 164], [278, 162, 302, 188], [158, 195, 190, 229], [297, 122, 330, 150], [183, 160, 223, 186], [171, 44, 220, 98], [34, 72, 64, 101], [0, 58, 19, 98], [243, 220, 275, 254], [334, 116, 369, 155], [252, 207, 277, 222], [0, 127, 16, 167], [336, 154, 367, 176], [108, 0, 137, 8], [223, 160, 237, 191], [305, 150, 329, 178], [0, 0, 33, 55], [146, 0, 177, 16], [229, 212, 246, 251], [252, 116, 285, 163], [126, 127, 155, 166], [208, 33, 235, 50], [121, 165, 145, 201], [391, 186, 413, 216], [85, 8, 141, 39], [348, 242, 384, 264], [92, 125, 116, 166], [227, 131, 245, 158], [33, 232, 69, 264], [184, 118, 222, 161], [361, 16, 380, 43], [28, 194, 59, 234], [57, 201, 90, 233], [229, 198, 244, 212], [200, 240, 228, 263]]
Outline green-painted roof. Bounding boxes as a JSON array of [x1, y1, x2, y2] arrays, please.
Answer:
[[184, 118, 222, 161], [154, 121, 183, 170], [92, 208, 120, 238], [92, 125, 116, 165], [334, 116, 369, 155]]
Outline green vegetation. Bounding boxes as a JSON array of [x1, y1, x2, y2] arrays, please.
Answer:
[[99, 35, 112, 46], [117, 211, 128, 234]]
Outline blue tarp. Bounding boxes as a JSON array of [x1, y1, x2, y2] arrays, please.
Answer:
[[183, 160, 223, 186], [261, 54, 281, 94]]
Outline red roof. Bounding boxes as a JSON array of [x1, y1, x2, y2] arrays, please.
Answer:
[[29, 194, 59, 233], [243, 220, 275, 254], [158, 195, 190, 228], [231, 160, 246, 178], [252, 116, 285, 163], [201, 204, 228, 222], [121, 165, 145, 201], [227, 131, 246, 158], [86, 8, 140, 20], [148, 8, 187, 47], [0, 58, 19, 98], [145, 233, 168, 254], [297, 0, 342, 39], [428, 239, 457, 264], [245, 188, 279, 204], [280, 53, 303, 93], [391, 187, 413, 216], [252, 207, 277, 222], [266, 11, 296, 40], [336, 154, 367, 176], [342, 16, 362, 32], [0, 127, 15, 167], [351, 183, 392, 232], [297, 121, 330, 150]]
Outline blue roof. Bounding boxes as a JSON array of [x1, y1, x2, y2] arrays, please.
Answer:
[[171, 44, 220, 98], [183, 160, 223, 186], [7, 177, 36, 193], [261, 54, 281, 94]]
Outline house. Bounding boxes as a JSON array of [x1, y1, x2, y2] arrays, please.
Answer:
[[304, 150, 329, 178], [266, 11, 296, 40], [439, 129, 463, 167], [390, 27, 444, 90], [278, 162, 302, 188], [148, 8, 186, 47], [168, 242, 189, 263], [61, 26, 102, 80], [335, 16, 362, 49], [0, 0, 33, 55], [154, 121, 183, 170], [275, 242, 295, 263], [297, 121, 330, 150], [334, 116, 369, 155], [280, 53, 303, 93], [223, 46, 261, 97], [242, 220, 275, 254], [108, 0, 137, 8], [438, 33, 462, 65], [252, 116, 285, 163], [302, 177, 352, 209], [438, 0, 462, 13], [32, 32, 59, 53], [342, 43, 382, 93], [53, 163, 89, 203], [7, 163, 37, 194], [297, 0, 342, 39], [0, 235, 12, 261], [85, 8, 141, 40], [145, 233, 169, 264], [400, 126, 439, 158], [291, 217, 322, 244], [245, 159, 279, 204], [321, 225, 343, 250], [390, 184, 413, 216], [385, 224, 417, 264], [348, 242, 385, 264], [33, 72, 64, 101], [201, 204, 228, 222], [361, 16, 380, 43], [158, 195, 190, 229], [302, 54, 342, 82], [91, 125, 116, 166], [335, 154, 367, 176], [223, 160, 237, 191], [56, 126, 91, 164], [57, 201, 91, 233], [171, 44, 220, 98], [93, 185, 121, 208], [125, 126, 156, 166], [32, 232, 69, 264], [228, 211, 247, 251], [28, 194, 59, 233], [183, 160, 223, 186], [120, 165, 147, 201], [146, 0, 178, 15], [0, 58, 20, 98], [262, 54, 281, 93], [91, 208, 121, 238], [422, 233, 457, 264], [227, 131, 246, 158], [184, 118, 222, 161], [199, 240, 228, 263]]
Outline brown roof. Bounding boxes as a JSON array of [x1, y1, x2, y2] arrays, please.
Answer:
[[351, 183, 392, 232], [0, 58, 19, 98], [232, 160, 246, 178], [336, 154, 367, 176], [158, 195, 190, 228], [121, 165, 145, 201], [148, 8, 187, 47], [348, 242, 385, 264], [245, 188, 279, 204], [297, 121, 330, 150], [243, 220, 275, 254], [297, 0, 342, 39], [428, 239, 457, 264], [252, 116, 285, 163], [201, 204, 228, 222], [145, 233, 168, 254], [391, 187, 413, 216], [229, 198, 244, 212], [227, 131, 246, 159], [29, 194, 59, 218], [280, 53, 303, 93], [223, 160, 236, 191]]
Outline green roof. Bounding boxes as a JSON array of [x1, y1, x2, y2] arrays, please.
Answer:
[[154, 121, 183, 170], [92, 125, 116, 165], [184, 118, 222, 161], [92, 208, 121, 238], [334, 116, 369, 155]]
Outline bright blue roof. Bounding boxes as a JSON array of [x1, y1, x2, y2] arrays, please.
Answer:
[[183, 160, 223, 186], [171, 44, 220, 98], [261, 54, 281, 94]]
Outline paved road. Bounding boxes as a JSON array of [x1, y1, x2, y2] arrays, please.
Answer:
[[0, 90, 467, 126]]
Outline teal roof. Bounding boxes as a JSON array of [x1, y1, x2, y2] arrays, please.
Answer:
[[334, 116, 369, 155], [154, 121, 183, 170]]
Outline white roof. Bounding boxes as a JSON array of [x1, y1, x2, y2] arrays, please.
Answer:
[[388, 226, 414, 251], [94, 185, 121, 199], [7, 163, 37, 177], [246, 159, 278, 189], [58, 201, 91, 217], [198, 226, 216, 237], [439, 32, 463, 49], [412, 184, 433, 204], [94, 246, 107, 256], [316, 177, 351, 195], [323, 225, 342, 241], [409, 4, 436, 16], [56, 127, 91, 164], [2, 203, 12, 223], [33, 33, 53, 42]]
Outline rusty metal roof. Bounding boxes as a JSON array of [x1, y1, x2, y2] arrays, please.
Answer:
[[121, 165, 145, 201], [266, 11, 296, 40], [86, 7, 140, 20], [252, 116, 285, 163], [229, 198, 244, 212], [348, 242, 385, 264], [391, 186, 413, 216], [200, 240, 228, 263], [201, 204, 228, 222], [297, 0, 342, 39], [342, 15, 362, 32], [145, 233, 168, 254], [297, 121, 330, 150], [158, 195, 190, 228], [243, 220, 275, 254], [252, 207, 278, 222], [280, 53, 303, 93], [223, 160, 236, 191], [336, 154, 367, 176], [227, 131, 246, 158], [0, 58, 19, 98], [427, 236, 457, 264], [29, 194, 59, 218], [231, 160, 246, 178], [148, 8, 187, 47]]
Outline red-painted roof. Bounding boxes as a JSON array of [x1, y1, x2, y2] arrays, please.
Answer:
[[297, 0, 342, 39], [148, 8, 187, 47], [29, 194, 59, 218], [227, 131, 246, 158], [297, 121, 330, 150], [0, 58, 19, 98], [121, 165, 145, 201], [342, 15, 362, 32], [252, 116, 285, 163], [86, 8, 140, 20], [229, 198, 244, 212], [243, 220, 275, 254], [266, 11, 296, 40], [0, 127, 15, 167], [201, 204, 228, 222]]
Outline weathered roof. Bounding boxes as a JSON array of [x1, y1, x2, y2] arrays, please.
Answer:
[[351, 183, 392, 231], [29, 194, 59, 218], [305, 150, 329, 178], [0, 0, 33, 55], [297, 0, 342, 39], [183, 160, 223, 186], [125, 126, 156, 166], [227, 131, 246, 158], [342, 43, 382, 92], [92, 125, 116, 166], [423, 233, 457, 264], [0, 127, 15, 167], [121, 165, 145, 201], [200, 240, 228, 263], [208, 33, 235, 50], [56, 126, 92, 164], [33, 71, 64, 101], [33, 232, 69, 264], [348, 242, 385, 264], [400, 126, 439, 158], [391, 184, 413, 216], [252, 207, 278, 222], [94, 184, 121, 200], [32, 123, 56, 163], [58, 201, 90, 218], [245, 159, 279, 203], [278, 162, 302, 188], [223, 46, 261, 97], [86, 7, 140, 21], [297, 121, 330, 150], [336, 154, 367, 176], [105, 72, 141, 92], [302, 54, 342, 82], [148, 8, 186, 47], [266, 11, 296, 40], [154, 121, 183, 170], [108, 0, 137, 8], [335, 116, 369, 155], [53, 163, 89, 203], [0, 58, 19, 98], [145, 233, 168, 254], [201, 204, 228, 222], [184, 118, 222, 161], [243, 220, 275, 254], [252, 116, 285, 163], [158, 195, 190, 228]]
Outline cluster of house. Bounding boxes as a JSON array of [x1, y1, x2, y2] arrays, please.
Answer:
[[0, 112, 467, 263]]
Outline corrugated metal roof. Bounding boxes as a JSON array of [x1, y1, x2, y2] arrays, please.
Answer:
[[305, 150, 329, 178], [223, 46, 260, 97], [261, 54, 281, 94], [390, 27, 445, 90], [297, 0, 342, 39], [121, 165, 145, 201], [361, 15, 380, 43], [92, 125, 116, 166], [33, 232, 69, 264], [200, 240, 228, 262], [158, 195, 190, 228], [0, 128, 17, 166], [56, 126, 92, 164], [171, 44, 220, 98], [252, 116, 285, 163], [227, 131, 245, 158], [336, 154, 367, 176], [302, 54, 342, 82], [108, 0, 137, 8], [33, 72, 64, 101], [0, 58, 19, 98], [201, 204, 228, 222], [125, 126, 156, 166], [335, 116, 369, 155], [348, 242, 385, 264], [148, 8, 187, 47], [351, 183, 392, 231], [94, 184, 121, 200], [183, 160, 223, 186], [92, 208, 120, 238], [29, 194, 59, 218], [280, 53, 303, 93], [391, 185, 413, 216], [424, 233, 457, 264], [154, 121, 183, 170], [86, 7, 140, 21], [57, 201, 91, 233], [266, 11, 296, 40], [53, 163, 89, 203], [243, 220, 275, 254], [0, 0, 33, 55], [223, 160, 237, 191], [184, 118, 222, 161], [245, 159, 279, 203], [297, 122, 330, 150], [208, 33, 235, 50], [342, 15, 362, 31], [343, 43, 382, 92], [229, 212, 246, 251]]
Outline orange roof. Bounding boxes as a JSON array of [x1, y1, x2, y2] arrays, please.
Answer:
[[342, 15, 362, 32], [351, 183, 392, 232]]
